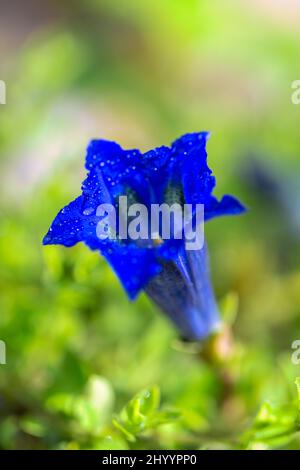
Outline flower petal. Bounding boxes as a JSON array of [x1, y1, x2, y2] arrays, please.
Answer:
[[171, 132, 216, 204], [43, 196, 94, 247], [204, 195, 247, 221], [145, 244, 220, 341]]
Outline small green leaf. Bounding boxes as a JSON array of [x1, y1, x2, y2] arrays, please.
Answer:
[[19, 418, 46, 438], [112, 419, 136, 442], [139, 386, 161, 415], [220, 291, 239, 326], [113, 386, 179, 442]]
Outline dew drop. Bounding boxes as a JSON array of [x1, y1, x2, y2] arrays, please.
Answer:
[[82, 207, 94, 216]]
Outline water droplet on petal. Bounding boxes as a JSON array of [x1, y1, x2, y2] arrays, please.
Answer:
[[82, 207, 94, 216]]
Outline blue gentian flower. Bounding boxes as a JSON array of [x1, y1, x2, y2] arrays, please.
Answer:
[[43, 132, 245, 341]]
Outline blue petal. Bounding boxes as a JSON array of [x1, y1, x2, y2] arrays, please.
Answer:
[[171, 132, 216, 204], [145, 243, 220, 341], [95, 242, 162, 300], [43, 196, 162, 299], [84, 139, 152, 206], [142, 146, 172, 203], [43, 196, 92, 247], [204, 195, 247, 221]]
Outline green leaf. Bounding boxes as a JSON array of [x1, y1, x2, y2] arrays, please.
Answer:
[[220, 291, 239, 326], [19, 417, 46, 438], [113, 386, 179, 442], [46, 376, 114, 435]]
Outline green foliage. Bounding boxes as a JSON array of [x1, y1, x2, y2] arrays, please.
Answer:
[[241, 379, 300, 450], [113, 386, 179, 442]]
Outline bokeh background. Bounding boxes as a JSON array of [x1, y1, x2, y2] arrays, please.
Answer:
[[1, 0, 300, 450]]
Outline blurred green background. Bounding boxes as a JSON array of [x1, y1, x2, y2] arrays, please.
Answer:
[[1, 0, 300, 450]]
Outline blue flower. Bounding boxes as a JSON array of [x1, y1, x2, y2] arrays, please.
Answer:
[[43, 132, 246, 341]]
